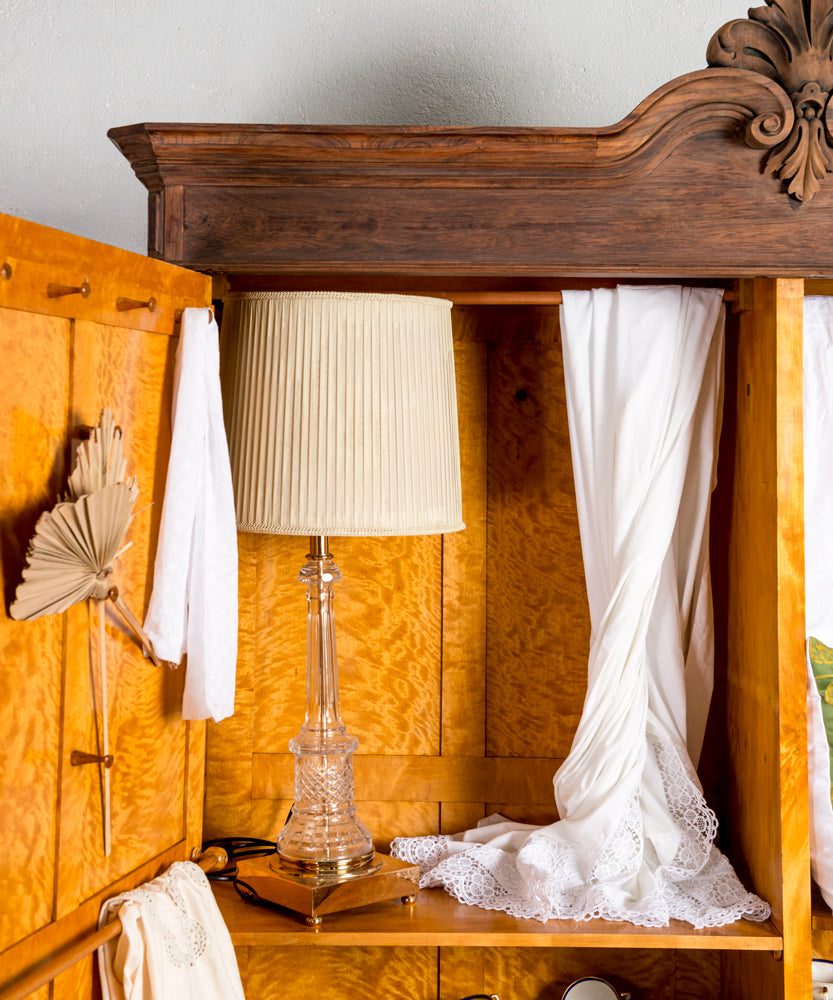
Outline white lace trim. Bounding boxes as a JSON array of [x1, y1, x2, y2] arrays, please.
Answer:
[[122, 861, 208, 968], [391, 737, 770, 929]]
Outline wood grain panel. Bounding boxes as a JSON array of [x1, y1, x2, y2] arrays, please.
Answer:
[[204, 530, 259, 840], [674, 950, 723, 1000], [441, 329, 488, 757], [57, 319, 187, 914], [184, 719, 206, 855], [439, 947, 487, 1000], [251, 533, 442, 757], [0, 842, 187, 997], [324, 944, 721, 1000], [772, 280, 811, 1000], [252, 754, 560, 805], [440, 802, 487, 836], [53, 952, 94, 1000], [486, 307, 590, 758], [0, 307, 69, 953], [0, 215, 210, 1000], [242, 945, 437, 1000], [0, 210, 210, 335], [723, 952, 787, 1000], [727, 278, 807, 1000], [353, 801, 439, 854], [478, 947, 684, 1000]]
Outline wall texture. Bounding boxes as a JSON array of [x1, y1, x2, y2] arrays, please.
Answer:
[[2, 0, 742, 256]]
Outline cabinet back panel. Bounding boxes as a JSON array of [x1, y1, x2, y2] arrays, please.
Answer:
[[485, 306, 590, 761], [0, 307, 69, 951]]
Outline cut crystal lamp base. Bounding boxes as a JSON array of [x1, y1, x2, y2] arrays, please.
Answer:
[[236, 852, 420, 925], [275, 733, 375, 873]]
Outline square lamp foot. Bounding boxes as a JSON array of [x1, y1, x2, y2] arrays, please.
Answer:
[[234, 852, 420, 925]]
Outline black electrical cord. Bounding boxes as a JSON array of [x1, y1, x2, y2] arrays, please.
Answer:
[[201, 837, 276, 877], [200, 836, 296, 911]]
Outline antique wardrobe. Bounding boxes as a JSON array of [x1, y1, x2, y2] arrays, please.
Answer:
[[3, 3, 833, 999]]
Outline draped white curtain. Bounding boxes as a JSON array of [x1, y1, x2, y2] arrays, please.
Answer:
[[803, 297, 833, 913], [391, 285, 770, 928]]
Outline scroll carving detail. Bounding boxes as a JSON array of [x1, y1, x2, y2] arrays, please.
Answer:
[[708, 0, 833, 201]]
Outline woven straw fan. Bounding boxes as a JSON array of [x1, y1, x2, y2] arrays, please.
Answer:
[[10, 409, 160, 855]]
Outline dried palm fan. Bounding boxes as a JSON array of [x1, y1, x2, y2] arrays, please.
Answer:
[[10, 409, 160, 855]]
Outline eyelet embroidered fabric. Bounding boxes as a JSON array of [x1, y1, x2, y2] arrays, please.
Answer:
[[98, 861, 245, 1000], [392, 287, 771, 930], [125, 864, 207, 968]]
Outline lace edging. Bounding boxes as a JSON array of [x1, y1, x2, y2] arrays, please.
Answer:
[[390, 738, 771, 929]]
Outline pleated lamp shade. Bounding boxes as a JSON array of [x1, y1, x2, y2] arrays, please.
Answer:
[[220, 291, 464, 537]]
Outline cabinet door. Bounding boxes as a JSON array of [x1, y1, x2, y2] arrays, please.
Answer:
[[0, 213, 211, 996]]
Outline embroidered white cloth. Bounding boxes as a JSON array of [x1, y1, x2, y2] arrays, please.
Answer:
[[803, 296, 833, 913], [143, 307, 238, 722], [392, 285, 770, 928], [97, 861, 244, 1000]]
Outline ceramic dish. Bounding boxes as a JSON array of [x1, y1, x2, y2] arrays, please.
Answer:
[[813, 958, 833, 997], [561, 977, 631, 1000]]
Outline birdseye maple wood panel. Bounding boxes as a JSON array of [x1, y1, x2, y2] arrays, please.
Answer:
[[249, 533, 443, 758], [56, 318, 188, 916], [238, 944, 437, 1000], [486, 306, 589, 759], [0, 214, 211, 1000], [0, 308, 68, 956], [441, 330, 488, 762]]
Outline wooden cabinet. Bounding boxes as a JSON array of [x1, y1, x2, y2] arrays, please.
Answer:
[[48, 4, 833, 997], [181, 281, 804, 1000], [0, 214, 210, 999]]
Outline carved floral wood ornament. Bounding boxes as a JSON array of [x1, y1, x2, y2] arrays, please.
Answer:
[[708, 0, 833, 201]]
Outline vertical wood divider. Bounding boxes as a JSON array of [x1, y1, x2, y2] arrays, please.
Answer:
[[440, 330, 489, 836], [725, 277, 808, 1000]]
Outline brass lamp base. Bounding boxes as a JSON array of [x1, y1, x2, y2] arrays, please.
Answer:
[[236, 852, 420, 925]]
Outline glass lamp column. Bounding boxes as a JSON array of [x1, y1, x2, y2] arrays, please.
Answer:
[[274, 534, 376, 875]]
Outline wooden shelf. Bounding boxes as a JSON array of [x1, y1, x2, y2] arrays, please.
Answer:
[[214, 883, 783, 951]]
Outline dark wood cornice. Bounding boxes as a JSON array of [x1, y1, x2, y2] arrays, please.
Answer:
[[108, 70, 789, 191], [107, 8, 833, 278]]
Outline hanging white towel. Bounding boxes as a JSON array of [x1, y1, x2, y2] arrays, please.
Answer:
[[98, 861, 245, 1000], [392, 285, 769, 928], [803, 296, 833, 913], [143, 307, 238, 722]]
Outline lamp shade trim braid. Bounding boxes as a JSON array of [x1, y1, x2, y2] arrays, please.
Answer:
[[221, 291, 465, 537]]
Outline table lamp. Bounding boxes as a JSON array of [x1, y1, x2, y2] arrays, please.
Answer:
[[220, 291, 464, 921]]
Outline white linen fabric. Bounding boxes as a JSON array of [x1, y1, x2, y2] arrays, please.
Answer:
[[803, 296, 833, 912], [98, 861, 245, 1000], [391, 285, 770, 928], [143, 307, 239, 722]]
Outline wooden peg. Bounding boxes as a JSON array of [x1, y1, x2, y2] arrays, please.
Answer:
[[70, 750, 114, 768], [116, 296, 156, 312], [1, 263, 11, 281], [47, 279, 91, 298], [106, 586, 162, 666]]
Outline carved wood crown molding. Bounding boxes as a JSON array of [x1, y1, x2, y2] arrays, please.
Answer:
[[708, 0, 833, 201]]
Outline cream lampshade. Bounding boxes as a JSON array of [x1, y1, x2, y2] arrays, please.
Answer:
[[220, 291, 463, 920]]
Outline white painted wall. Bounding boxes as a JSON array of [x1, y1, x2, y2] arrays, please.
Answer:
[[2, 0, 743, 256]]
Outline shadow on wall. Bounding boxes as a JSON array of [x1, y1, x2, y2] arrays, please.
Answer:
[[264, 47, 574, 128]]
